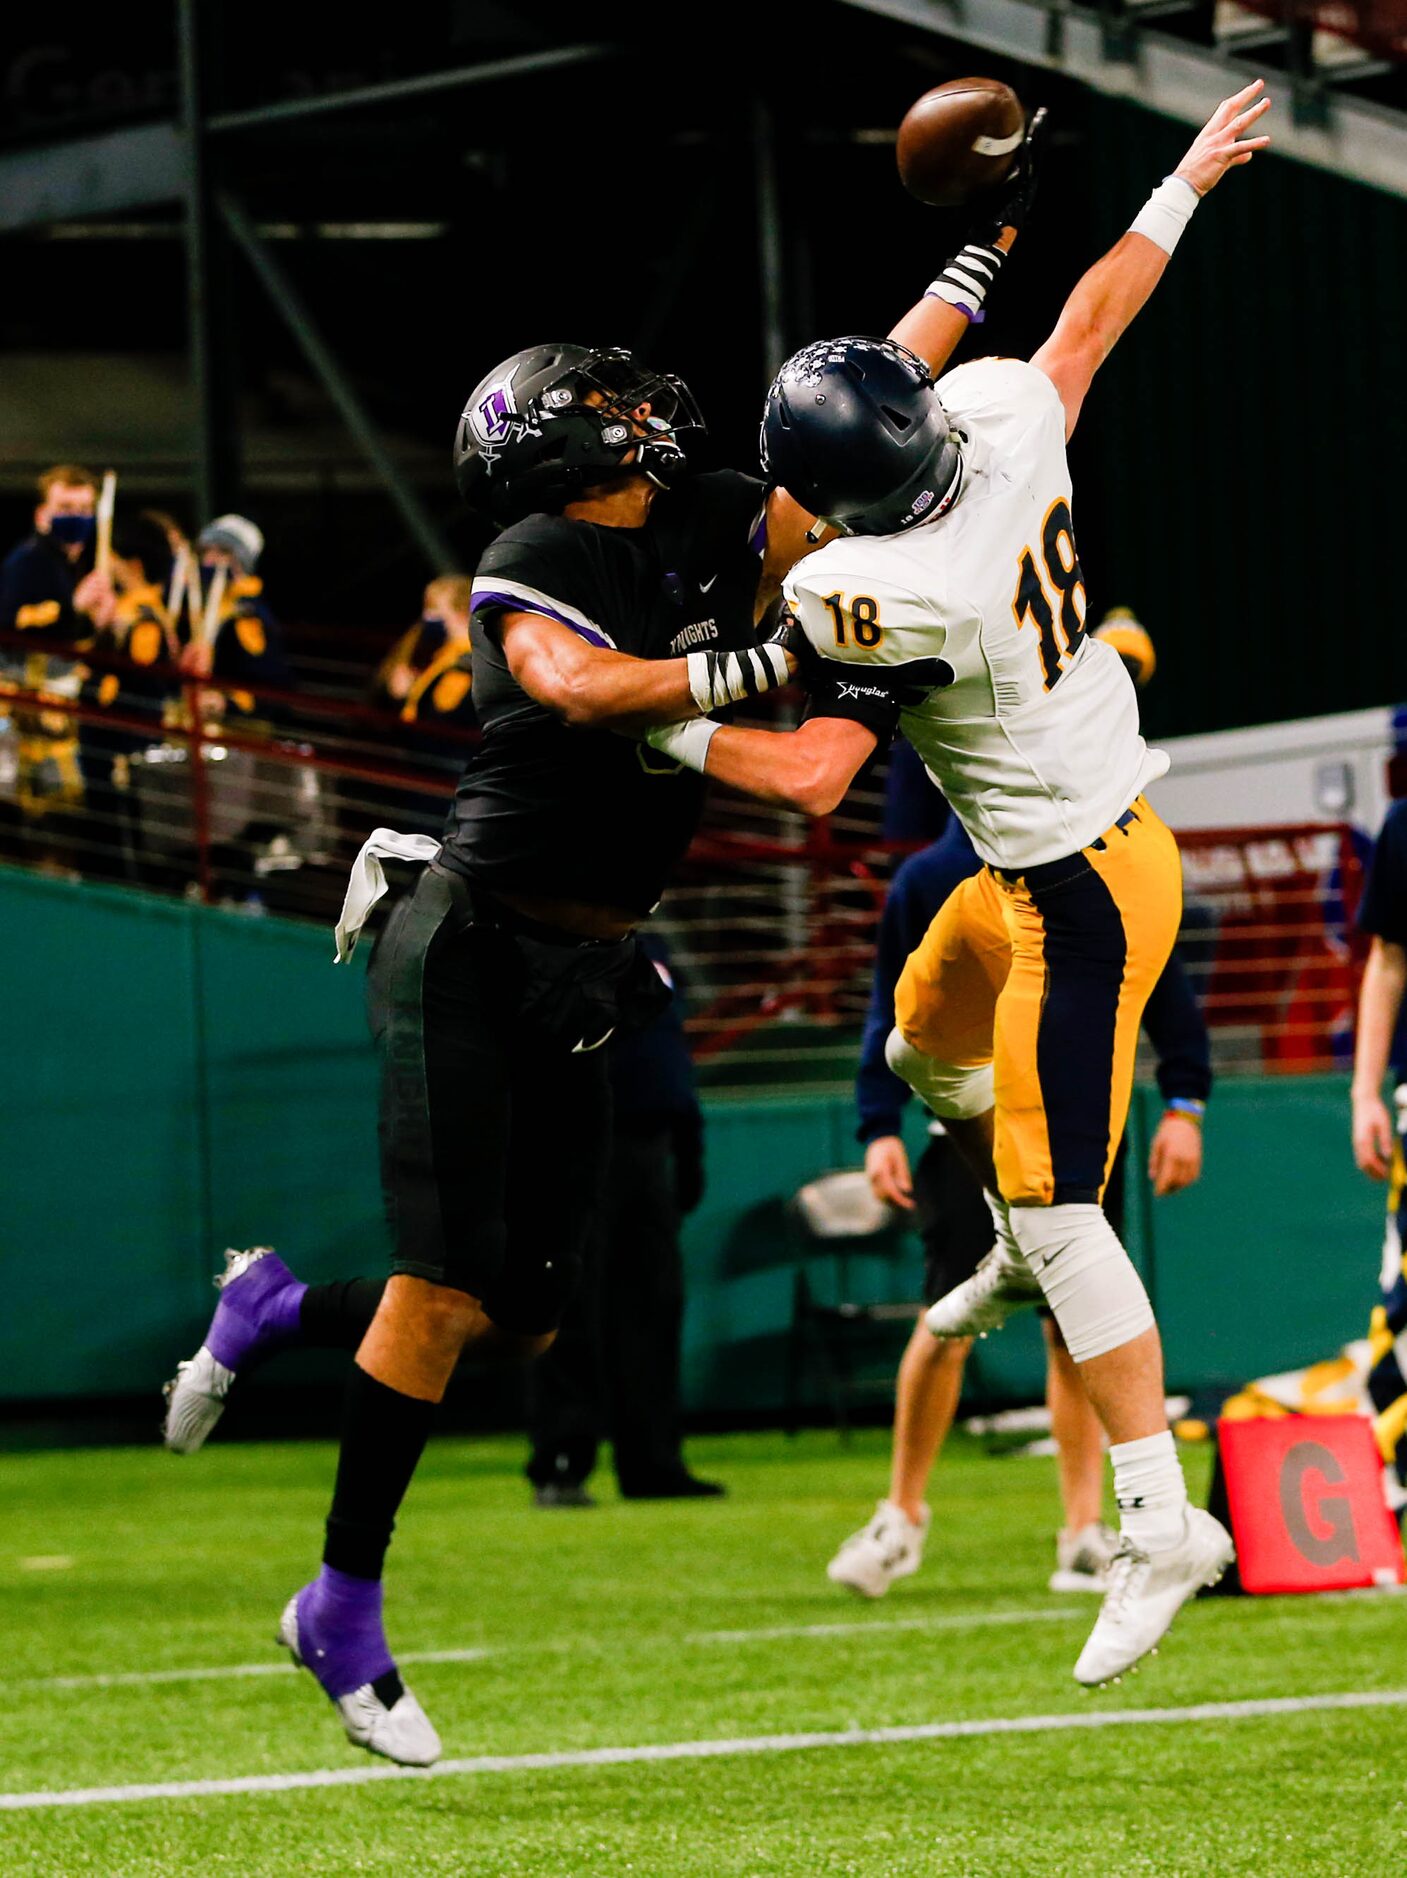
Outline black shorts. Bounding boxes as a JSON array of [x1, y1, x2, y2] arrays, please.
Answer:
[[911, 1131, 1128, 1307], [365, 864, 642, 1335]]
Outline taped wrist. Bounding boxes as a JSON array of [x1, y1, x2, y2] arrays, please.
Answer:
[[925, 241, 1006, 322], [1128, 174, 1199, 256], [1006, 1203, 1155, 1364], [885, 1028, 994, 1120], [687, 642, 790, 714], [644, 717, 718, 776]]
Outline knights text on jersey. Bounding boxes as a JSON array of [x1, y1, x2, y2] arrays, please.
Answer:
[[784, 357, 1168, 870], [441, 470, 768, 914]]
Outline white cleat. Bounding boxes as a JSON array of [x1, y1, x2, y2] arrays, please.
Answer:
[[161, 1345, 236, 1455], [1049, 1521, 1121, 1594], [826, 1500, 929, 1598], [160, 1247, 280, 1454], [277, 1596, 442, 1767], [924, 1245, 1045, 1339], [1073, 1507, 1235, 1687]]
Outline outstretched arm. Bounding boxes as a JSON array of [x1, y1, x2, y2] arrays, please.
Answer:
[[1031, 80, 1271, 439], [758, 115, 1048, 603]]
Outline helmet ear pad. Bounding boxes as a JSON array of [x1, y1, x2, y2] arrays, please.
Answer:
[[761, 337, 963, 537]]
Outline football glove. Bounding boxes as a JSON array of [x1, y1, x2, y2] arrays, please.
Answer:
[[973, 105, 1049, 242], [927, 109, 1048, 322]]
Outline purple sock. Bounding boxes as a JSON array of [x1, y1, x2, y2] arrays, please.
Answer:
[[204, 1253, 307, 1371], [296, 1566, 395, 1698]]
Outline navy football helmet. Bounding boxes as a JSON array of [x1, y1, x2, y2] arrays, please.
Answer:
[[454, 343, 704, 526], [760, 337, 963, 537]]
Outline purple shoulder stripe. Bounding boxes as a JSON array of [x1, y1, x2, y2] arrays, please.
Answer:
[[470, 589, 612, 649], [748, 505, 768, 560]]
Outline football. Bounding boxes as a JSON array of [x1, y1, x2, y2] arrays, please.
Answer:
[[897, 78, 1026, 207]]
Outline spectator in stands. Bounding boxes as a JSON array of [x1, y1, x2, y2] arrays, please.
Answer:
[[178, 514, 291, 719], [374, 578, 476, 837], [0, 465, 107, 858], [0, 464, 104, 654], [1350, 799, 1407, 1508], [526, 935, 721, 1505], [139, 510, 196, 642], [367, 576, 470, 716], [1090, 607, 1157, 687], [77, 515, 175, 879], [399, 584, 475, 747]]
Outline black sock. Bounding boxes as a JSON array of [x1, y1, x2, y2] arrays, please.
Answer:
[[323, 1365, 438, 1580], [299, 1279, 387, 1352]]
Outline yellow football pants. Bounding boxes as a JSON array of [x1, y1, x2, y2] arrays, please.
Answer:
[[894, 797, 1182, 1206]]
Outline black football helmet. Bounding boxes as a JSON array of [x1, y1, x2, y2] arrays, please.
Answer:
[[760, 337, 963, 538], [454, 342, 704, 526]]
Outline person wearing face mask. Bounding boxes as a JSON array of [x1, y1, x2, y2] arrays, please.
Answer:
[[0, 464, 102, 654], [367, 577, 470, 718], [76, 514, 176, 880], [0, 465, 106, 848], [178, 514, 291, 721]]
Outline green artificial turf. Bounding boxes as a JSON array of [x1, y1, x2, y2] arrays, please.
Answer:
[[4, 1428, 1405, 1875]]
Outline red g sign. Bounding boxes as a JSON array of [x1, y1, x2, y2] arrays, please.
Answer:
[[1218, 1415, 1405, 1595]]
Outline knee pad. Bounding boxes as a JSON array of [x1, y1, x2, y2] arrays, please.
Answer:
[[1006, 1204, 1155, 1363], [885, 1028, 994, 1121]]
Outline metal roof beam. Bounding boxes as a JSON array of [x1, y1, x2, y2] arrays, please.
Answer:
[[839, 0, 1407, 197], [205, 43, 613, 135], [0, 122, 183, 234]]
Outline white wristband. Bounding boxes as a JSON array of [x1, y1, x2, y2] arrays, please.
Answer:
[[1128, 174, 1199, 256], [644, 717, 718, 775]]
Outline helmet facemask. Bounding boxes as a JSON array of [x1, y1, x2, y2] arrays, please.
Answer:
[[545, 350, 704, 491]]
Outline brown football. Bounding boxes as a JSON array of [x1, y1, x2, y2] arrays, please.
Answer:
[[897, 79, 1025, 208]]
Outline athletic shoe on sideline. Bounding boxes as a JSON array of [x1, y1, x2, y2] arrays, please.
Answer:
[[1073, 1507, 1235, 1687], [924, 1245, 1045, 1339], [1049, 1521, 1120, 1593], [534, 1482, 597, 1508], [826, 1500, 929, 1598], [278, 1579, 441, 1767], [161, 1247, 305, 1454]]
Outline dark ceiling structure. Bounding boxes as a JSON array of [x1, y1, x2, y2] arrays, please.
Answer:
[[1, 2, 1404, 737]]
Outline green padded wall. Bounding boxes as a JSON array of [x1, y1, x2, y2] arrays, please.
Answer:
[[0, 869, 1388, 1411]]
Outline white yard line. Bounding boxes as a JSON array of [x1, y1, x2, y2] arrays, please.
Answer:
[[23, 1606, 1080, 1692], [692, 1608, 1081, 1644], [4, 1688, 1404, 1812]]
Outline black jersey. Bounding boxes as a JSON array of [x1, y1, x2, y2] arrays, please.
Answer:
[[438, 469, 769, 915]]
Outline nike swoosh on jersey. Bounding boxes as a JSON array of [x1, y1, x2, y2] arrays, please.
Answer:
[[699, 574, 718, 593]]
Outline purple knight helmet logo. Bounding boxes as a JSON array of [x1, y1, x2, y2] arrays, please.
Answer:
[[469, 366, 521, 451]]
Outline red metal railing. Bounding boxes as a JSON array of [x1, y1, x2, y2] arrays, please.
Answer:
[[0, 628, 1371, 1081]]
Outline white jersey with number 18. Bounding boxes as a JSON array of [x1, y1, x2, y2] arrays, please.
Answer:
[[782, 356, 1169, 871]]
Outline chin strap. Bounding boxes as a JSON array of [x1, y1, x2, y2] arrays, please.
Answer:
[[636, 418, 689, 489]]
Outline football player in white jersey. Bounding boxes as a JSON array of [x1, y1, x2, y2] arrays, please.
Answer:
[[645, 82, 1271, 1685]]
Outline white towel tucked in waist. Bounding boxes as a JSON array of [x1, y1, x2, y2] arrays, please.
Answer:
[[334, 827, 442, 962]]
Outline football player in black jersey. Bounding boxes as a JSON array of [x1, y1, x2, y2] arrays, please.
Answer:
[[160, 150, 1044, 1766]]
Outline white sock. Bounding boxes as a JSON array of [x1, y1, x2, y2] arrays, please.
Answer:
[[1109, 1430, 1188, 1553]]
